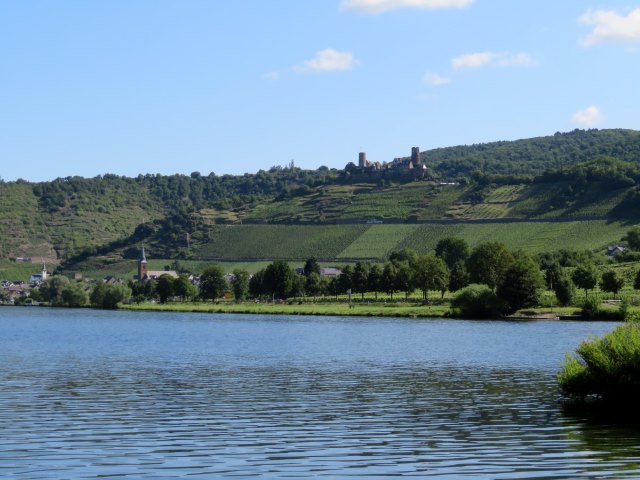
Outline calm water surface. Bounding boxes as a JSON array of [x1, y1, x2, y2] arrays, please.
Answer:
[[1, 307, 639, 478]]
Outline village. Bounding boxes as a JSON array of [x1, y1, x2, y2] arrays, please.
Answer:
[[0, 247, 344, 305]]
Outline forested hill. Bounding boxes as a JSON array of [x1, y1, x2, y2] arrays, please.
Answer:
[[423, 129, 640, 180], [1, 128, 640, 265]]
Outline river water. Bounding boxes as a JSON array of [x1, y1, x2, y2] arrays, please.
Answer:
[[1, 307, 638, 478]]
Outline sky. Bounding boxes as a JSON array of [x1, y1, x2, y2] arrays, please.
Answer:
[[1, 0, 640, 181]]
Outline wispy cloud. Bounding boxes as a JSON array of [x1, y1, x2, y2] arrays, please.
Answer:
[[293, 49, 359, 73], [572, 105, 603, 126], [579, 8, 640, 47], [340, 0, 473, 14], [452, 52, 534, 70], [424, 72, 451, 86], [263, 71, 280, 81]]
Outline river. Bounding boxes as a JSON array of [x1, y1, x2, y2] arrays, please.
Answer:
[[1, 307, 638, 478]]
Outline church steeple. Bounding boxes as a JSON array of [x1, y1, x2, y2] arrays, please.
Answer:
[[41, 260, 48, 281], [138, 245, 148, 280]]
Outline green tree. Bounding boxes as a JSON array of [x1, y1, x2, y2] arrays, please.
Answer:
[[200, 265, 228, 301], [352, 262, 370, 300], [91, 282, 107, 307], [338, 264, 354, 294], [231, 269, 250, 301], [435, 238, 470, 270], [623, 226, 640, 251], [41, 276, 70, 305], [156, 274, 175, 304], [367, 264, 382, 300], [634, 269, 640, 291], [393, 261, 414, 301], [249, 269, 265, 299], [173, 275, 196, 301], [600, 270, 625, 298], [389, 248, 417, 265], [467, 242, 514, 291], [60, 282, 89, 307], [553, 272, 576, 307], [448, 261, 470, 292], [413, 255, 448, 301], [303, 257, 321, 277], [91, 283, 131, 309], [102, 284, 132, 309], [496, 255, 545, 314], [572, 263, 599, 296], [381, 262, 398, 300], [305, 272, 324, 300], [263, 260, 294, 299]]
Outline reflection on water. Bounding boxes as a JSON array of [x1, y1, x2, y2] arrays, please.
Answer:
[[1, 308, 639, 478]]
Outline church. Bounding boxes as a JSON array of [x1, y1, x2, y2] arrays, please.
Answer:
[[135, 246, 178, 281]]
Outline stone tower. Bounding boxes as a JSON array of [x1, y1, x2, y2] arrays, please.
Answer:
[[358, 152, 367, 168], [411, 147, 421, 166], [138, 246, 148, 281]]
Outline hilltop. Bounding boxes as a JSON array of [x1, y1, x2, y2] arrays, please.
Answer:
[[1, 128, 640, 279]]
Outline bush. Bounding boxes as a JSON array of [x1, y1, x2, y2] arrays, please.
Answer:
[[451, 284, 507, 319], [581, 296, 601, 319], [558, 322, 640, 401]]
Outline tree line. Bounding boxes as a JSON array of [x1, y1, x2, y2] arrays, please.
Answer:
[[13, 229, 640, 318]]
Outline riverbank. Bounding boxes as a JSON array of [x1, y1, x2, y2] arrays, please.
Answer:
[[121, 301, 452, 318]]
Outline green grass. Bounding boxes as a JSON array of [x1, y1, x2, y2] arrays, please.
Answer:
[[0, 260, 46, 283], [122, 300, 451, 318]]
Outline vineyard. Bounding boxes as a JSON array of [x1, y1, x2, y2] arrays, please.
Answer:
[[194, 224, 369, 260], [190, 220, 630, 262]]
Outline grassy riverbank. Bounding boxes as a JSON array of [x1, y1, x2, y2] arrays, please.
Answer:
[[122, 301, 452, 318]]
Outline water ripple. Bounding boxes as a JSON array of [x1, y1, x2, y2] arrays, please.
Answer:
[[1, 309, 639, 478]]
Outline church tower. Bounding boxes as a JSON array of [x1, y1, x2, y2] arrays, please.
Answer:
[[41, 262, 48, 281], [138, 246, 148, 281]]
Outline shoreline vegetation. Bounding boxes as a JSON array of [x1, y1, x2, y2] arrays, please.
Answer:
[[559, 319, 640, 412]]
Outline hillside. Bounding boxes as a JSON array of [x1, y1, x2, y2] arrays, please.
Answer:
[[1, 128, 640, 279]]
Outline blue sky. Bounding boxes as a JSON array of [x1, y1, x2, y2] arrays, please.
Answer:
[[2, 0, 640, 181]]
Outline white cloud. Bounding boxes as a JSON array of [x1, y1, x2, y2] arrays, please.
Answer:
[[263, 71, 280, 81], [340, 0, 473, 14], [579, 8, 640, 47], [293, 49, 358, 73], [424, 72, 451, 85], [572, 105, 603, 126], [452, 51, 534, 70]]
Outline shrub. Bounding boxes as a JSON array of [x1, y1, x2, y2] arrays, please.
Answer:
[[558, 323, 640, 401], [451, 283, 507, 319], [581, 296, 601, 319]]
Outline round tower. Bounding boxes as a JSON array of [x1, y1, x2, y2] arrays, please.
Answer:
[[358, 152, 367, 168]]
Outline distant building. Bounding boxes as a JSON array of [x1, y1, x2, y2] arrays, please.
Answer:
[[345, 147, 425, 177], [607, 244, 626, 258], [135, 246, 179, 281], [29, 263, 48, 285], [320, 267, 342, 278]]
